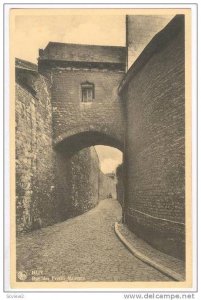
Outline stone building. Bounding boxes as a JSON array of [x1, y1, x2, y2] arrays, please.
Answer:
[[120, 15, 185, 259], [15, 42, 125, 233], [38, 42, 126, 149], [15, 15, 185, 259]]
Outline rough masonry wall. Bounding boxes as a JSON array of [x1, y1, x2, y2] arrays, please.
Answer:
[[54, 146, 119, 220], [54, 147, 100, 220], [99, 172, 117, 200], [47, 68, 125, 148], [123, 16, 185, 259], [16, 65, 115, 234], [40, 42, 126, 65], [16, 73, 56, 233]]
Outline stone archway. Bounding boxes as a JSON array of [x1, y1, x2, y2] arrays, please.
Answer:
[[55, 129, 124, 155], [53, 130, 124, 223]]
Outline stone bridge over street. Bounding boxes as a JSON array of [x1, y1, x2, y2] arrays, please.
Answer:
[[38, 42, 126, 153]]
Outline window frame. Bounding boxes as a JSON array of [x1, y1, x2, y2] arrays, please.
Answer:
[[81, 81, 95, 103]]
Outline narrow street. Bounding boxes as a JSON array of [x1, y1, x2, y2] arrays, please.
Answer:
[[16, 199, 170, 282]]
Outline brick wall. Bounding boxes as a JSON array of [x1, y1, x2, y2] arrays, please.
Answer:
[[39, 42, 126, 65], [121, 16, 185, 259], [16, 16, 186, 260], [41, 67, 125, 149], [16, 61, 119, 233], [16, 64, 118, 234]]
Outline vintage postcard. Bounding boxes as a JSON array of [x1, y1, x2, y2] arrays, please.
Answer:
[[4, 4, 196, 292]]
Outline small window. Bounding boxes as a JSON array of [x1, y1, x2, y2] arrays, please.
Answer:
[[81, 82, 94, 102]]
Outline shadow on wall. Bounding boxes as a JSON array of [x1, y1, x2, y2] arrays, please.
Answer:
[[120, 15, 185, 260], [15, 71, 123, 234], [99, 171, 117, 200], [116, 163, 124, 208], [53, 145, 120, 223]]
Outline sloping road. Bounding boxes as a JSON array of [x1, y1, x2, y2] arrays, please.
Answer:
[[16, 199, 170, 282]]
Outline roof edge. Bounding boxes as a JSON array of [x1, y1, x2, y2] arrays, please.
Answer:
[[45, 41, 126, 50], [15, 58, 38, 72], [118, 15, 184, 95]]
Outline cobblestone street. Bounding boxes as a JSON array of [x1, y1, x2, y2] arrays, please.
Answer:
[[16, 199, 170, 282]]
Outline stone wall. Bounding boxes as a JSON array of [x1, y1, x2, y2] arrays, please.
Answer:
[[120, 16, 185, 259], [47, 67, 125, 149], [39, 42, 126, 66], [116, 164, 124, 208], [99, 172, 117, 200], [16, 68, 56, 233], [54, 147, 118, 220], [16, 62, 118, 234], [54, 147, 100, 220], [16, 15, 186, 260], [38, 43, 126, 150]]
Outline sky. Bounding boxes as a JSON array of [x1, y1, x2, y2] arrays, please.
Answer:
[[14, 14, 125, 63], [95, 146, 122, 174]]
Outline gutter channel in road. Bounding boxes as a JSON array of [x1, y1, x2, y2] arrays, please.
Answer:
[[114, 222, 185, 282]]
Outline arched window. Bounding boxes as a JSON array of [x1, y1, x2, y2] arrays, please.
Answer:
[[81, 81, 95, 102]]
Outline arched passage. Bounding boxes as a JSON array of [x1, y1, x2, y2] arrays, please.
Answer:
[[54, 130, 124, 156], [53, 130, 124, 222]]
